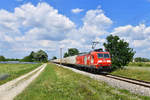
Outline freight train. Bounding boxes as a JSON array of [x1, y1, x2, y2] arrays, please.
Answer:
[[53, 49, 112, 72]]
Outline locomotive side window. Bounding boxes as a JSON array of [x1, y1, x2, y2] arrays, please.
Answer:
[[97, 53, 103, 58], [104, 54, 110, 58]]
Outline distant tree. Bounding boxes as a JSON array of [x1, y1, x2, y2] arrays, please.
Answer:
[[21, 56, 32, 62], [103, 35, 135, 69], [68, 48, 79, 56], [5, 58, 20, 61], [0, 56, 5, 61], [52, 56, 57, 60], [64, 52, 69, 58], [64, 48, 79, 57], [134, 57, 150, 62], [35, 50, 48, 62], [30, 51, 35, 60], [28, 51, 35, 62], [21, 50, 48, 62], [134, 57, 142, 62], [70, 48, 79, 56], [21, 51, 35, 62]]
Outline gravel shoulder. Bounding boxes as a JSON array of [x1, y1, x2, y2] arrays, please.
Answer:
[[0, 63, 47, 100]]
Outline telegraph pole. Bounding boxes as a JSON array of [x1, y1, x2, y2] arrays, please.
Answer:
[[60, 48, 62, 65]]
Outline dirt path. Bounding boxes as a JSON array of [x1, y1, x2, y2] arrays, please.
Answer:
[[0, 63, 47, 100]]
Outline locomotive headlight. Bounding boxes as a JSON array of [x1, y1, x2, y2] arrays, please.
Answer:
[[107, 60, 111, 62], [98, 60, 102, 63]]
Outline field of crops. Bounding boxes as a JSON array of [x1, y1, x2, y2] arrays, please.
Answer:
[[0, 63, 41, 85]]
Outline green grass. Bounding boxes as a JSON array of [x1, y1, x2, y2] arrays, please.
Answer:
[[128, 62, 150, 67], [110, 62, 150, 81], [0, 63, 41, 85], [111, 62, 150, 82], [15, 63, 150, 100], [111, 66, 150, 82]]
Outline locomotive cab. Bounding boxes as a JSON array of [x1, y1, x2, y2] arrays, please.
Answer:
[[76, 48, 112, 71], [97, 52, 111, 66], [90, 49, 112, 70]]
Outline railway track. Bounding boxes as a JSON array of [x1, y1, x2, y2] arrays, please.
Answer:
[[105, 74, 150, 88], [57, 63, 150, 88], [54, 63, 150, 88]]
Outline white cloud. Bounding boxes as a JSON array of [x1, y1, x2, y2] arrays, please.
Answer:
[[0, 32, 14, 42], [111, 24, 150, 58], [15, 3, 75, 41], [71, 8, 84, 14], [1, 2, 149, 59], [66, 8, 113, 53], [132, 40, 148, 47], [112, 24, 150, 42], [0, 10, 20, 35], [0, 2, 76, 58], [0, 2, 76, 42], [81, 9, 112, 35], [67, 9, 112, 42], [112, 24, 149, 40]]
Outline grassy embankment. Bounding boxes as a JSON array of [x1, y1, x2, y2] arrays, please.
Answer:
[[0, 63, 41, 85], [111, 62, 150, 82], [15, 63, 149, 100]]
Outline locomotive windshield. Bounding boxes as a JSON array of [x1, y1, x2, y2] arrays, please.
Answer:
[[104, 54, 110, 58], [97, 53, 110, 58], [97, 53, 103, 58]]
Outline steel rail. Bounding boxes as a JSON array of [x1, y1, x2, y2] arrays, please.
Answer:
[[105, 74, 150, 88]]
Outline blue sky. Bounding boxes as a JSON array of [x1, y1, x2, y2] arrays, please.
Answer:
[[0, 0, 150, 59], [2, 0, 150, 27]]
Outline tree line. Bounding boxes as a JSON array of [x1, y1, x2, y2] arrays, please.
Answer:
[[0, 50, 48, 62], [134, 57, 150, 62], [0, 56, 20, 61]]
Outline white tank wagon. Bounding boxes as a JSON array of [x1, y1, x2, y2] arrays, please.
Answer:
[[52, 55, 77, 65]]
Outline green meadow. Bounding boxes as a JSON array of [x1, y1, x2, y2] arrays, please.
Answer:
[[0, 63, 41, 85], [111, 62, 150, 82]]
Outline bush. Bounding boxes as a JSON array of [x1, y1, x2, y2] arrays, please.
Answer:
[[0, 56, 5, 61], [21, 50, 48, 62], [138, 63, 143, 67]]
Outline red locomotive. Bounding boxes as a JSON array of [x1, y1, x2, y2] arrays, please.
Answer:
[[76, 49, 112, 71]]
